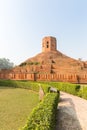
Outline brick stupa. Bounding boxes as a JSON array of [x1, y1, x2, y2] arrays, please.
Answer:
[[0, 36, 87, 83]]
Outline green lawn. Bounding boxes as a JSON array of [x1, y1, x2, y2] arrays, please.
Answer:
[[0, 87, 39, 130]]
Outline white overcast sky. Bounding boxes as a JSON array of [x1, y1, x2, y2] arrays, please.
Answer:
[[0, 0, 87, 65]]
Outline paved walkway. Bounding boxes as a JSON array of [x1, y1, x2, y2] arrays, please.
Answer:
[[56, 92, 87, 130]]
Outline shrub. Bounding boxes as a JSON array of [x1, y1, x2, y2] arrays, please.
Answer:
[[20, 93, 59, 130], [0, 80, 80, 95], [0, 80, 18, 87], [78, 86, 87, 99], [0, 80, 50, 94], [19, 62, 27, 66], [38, 81, 80, 95]]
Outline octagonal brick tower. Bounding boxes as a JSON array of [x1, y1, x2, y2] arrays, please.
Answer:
[[42, 36, 57, 52]]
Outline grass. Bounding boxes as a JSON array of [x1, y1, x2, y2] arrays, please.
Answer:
[[0, 87, 39, 130]]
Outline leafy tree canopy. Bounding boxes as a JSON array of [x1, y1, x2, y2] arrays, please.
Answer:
[[0, 58, 14, 69]]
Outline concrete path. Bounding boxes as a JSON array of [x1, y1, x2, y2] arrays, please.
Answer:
[[56, 92, 87, 130]]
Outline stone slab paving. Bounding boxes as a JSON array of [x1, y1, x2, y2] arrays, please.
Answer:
[[56, 92, 87, 130]]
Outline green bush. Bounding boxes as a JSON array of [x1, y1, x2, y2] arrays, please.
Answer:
[[38, 81, 80, 95], [0, 80, 80, 95], [0, 80, 50, 94], [20, 93, 59, 130], [0, 80, 19, 87], [78, 86, 87, 99]]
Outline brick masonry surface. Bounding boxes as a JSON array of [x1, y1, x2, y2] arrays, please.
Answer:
[[0, 36, 87, 83]]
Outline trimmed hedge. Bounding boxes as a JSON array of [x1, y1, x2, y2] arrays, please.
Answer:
[[20, 93, 59, 130], [78, 86, 87, 99], [0, 80, 50, 94], [38, 81, 80, 95], [0, 80, 82, 98]]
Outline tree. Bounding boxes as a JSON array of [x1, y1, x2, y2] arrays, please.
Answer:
[[0, 58, 14, 69]]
